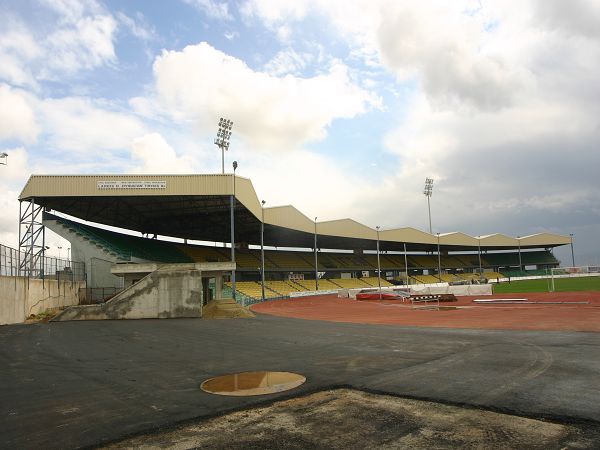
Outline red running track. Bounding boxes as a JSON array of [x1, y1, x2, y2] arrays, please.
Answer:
[[250, 291, 600, 332]]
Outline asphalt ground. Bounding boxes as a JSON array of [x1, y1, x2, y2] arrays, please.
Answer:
[[1, 314, 600, 449]]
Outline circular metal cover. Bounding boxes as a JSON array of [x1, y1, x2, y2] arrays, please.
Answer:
[[200, 371, 306, 396]]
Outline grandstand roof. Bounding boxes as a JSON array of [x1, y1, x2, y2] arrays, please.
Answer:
[[19, 174, 571, 252]]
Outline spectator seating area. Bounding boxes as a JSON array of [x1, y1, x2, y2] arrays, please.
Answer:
[[481, 251, 559, 267], [294, 279, 343, 291], [45, 214, 561, 296], [411, 274, 441, 284], [47, 213, 192, 263], [226, 277, 394, 300]]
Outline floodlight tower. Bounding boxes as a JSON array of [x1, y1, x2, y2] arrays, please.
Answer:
[[424, 177, 434, 234], [569, 233, 575, 267], [214, 118, 233, 174], [0, 152, 7, 165]]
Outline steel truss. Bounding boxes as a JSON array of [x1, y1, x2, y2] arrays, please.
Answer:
[[18, 199, 46, 277]]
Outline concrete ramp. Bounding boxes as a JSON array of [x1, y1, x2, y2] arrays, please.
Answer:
[[53, 266, 202, 321]]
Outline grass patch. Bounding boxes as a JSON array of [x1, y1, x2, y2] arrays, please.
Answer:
[[493, 276, 600, 294], [25, 308, 61, 323]]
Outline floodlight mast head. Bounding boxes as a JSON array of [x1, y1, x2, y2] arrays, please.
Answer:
[[215, 117, 234, 174], [0, 152, 7, 165], [424, 177, 434, 234], [423, 177, 434, 197]]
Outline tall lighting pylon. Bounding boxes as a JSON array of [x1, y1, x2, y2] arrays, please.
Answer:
[[424, 177, 434, 234], [214, 118, 233, 174]]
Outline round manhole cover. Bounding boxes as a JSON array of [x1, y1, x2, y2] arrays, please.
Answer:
[[200, 371, 306, 396]]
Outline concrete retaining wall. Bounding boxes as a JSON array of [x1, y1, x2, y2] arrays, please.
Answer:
[[54, 268, 202, 321], [0, 276, 84, 325]]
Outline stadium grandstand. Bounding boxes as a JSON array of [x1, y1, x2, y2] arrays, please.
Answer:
[[17, 174, 569, 302]]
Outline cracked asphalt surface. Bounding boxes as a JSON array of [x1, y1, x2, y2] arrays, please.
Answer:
[[1, 314, 600, 449]]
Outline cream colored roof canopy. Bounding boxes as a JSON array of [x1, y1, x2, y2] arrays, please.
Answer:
[[19, 174, 571, 250]]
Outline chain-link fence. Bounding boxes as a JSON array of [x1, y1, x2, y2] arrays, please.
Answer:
[[0, 244, 19, 277], [0, 243, 86, 281]]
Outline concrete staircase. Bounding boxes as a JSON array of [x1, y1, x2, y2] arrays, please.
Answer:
[[53, 265, 202, 321]]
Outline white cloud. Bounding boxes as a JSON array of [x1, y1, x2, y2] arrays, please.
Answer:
[[37, 97, 145, 153], [0, 84, 39, 143], [0, 147, 32, 249], [241, 0, 309, 25], [242, 146, 376, 223], [0, 20, 42, 88], [0, 189, 22, 249], [183, 0, 232, 20], [42, 14, 117, 76], [376, 3, 525, 111], [0, 0, 119, 85], [151, 42, 379, 149], [116, 11, 155, 42], [224, 31, 239, 41], [39, 0, 104, 23], [264, 48, 313, 76], [243, 0, 529, 111], [235, 0, 600, 262], [531, 0, 600, 40], [0, 147, 29, 182], [131, 133, 196, 173]]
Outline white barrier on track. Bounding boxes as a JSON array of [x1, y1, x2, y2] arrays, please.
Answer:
[[290, 289, 338, 298], [342, 283, 492, 299]]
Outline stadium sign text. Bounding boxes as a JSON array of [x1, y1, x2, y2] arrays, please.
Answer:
[[97, 180, 167, 190]]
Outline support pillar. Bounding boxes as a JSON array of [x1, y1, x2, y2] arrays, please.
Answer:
[[18, 199, 45, 278]]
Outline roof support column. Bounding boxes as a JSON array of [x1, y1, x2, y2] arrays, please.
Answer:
[[477, 236, 482, 275], [18, 198, 46, 279], [376, 226, 381, 299], [436, 233, 442, 282], [404, 243, 409, 286], [230, 163, 237, 302], [260, 200, 266, 302], [314, 217, 318, 291], [517, 237, 522, 272]]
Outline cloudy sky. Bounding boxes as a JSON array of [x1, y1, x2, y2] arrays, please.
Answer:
[[0, 0, 598, 265]]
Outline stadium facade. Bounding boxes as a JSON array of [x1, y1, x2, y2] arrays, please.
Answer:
[[18, 174, 570, 300]]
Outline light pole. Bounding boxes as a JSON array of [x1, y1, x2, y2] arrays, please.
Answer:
[[403, 242, 409, 286], [570, 233, 575, 267], [261, 200, 266, 301], [230, 161, 237, 301], [517, 236, 522, 272], [424, 177, 434, 234], [314, 217, 318, 291], [376, 226, 382, 299], [436, 233, 442, 282], [214, 117, 233, 174], [477, 236, 482, 276], [58, 246, 62, 260], [0, 152, 7, 165], [67, 248, 71, 266]]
